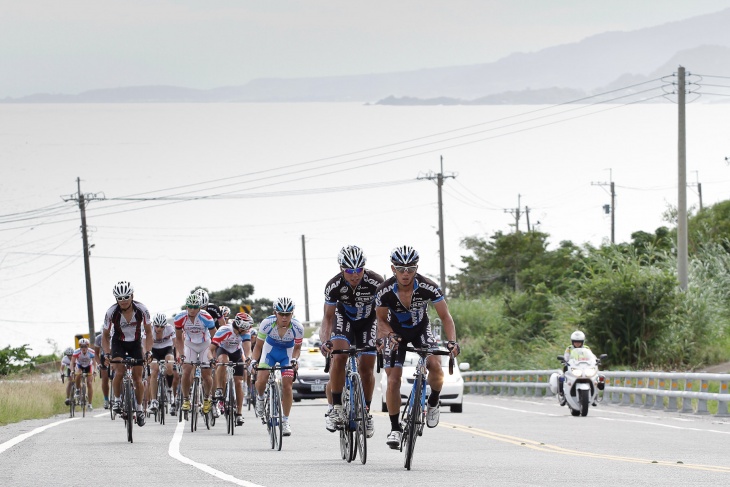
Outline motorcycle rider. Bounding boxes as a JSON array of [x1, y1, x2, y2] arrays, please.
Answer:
[[558, 330, 590, 405]]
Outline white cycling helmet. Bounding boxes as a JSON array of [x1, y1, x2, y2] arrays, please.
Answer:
[[232, 312, 254, 331], [338, 244, 366, 269], [186, 293, 202, 308], [274, 297, 295, 313], [220, 305, 231, 318], [153, 313, 168, 327], [64, 347, 74, 356], [112, 280, 133, 298], [571, 330, 585, 344], [78, 338, 90, 347], [194, 288, 209, 307]]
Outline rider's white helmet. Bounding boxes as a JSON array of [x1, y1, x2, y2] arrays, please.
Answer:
[[570, 330, 585, 344]]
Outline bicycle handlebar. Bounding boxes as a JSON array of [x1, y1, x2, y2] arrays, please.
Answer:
[[388, 346, 455, 375], [324, 346, 383, 374]]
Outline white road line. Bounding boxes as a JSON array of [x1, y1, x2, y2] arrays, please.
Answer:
[[0, 418, 77, 454], [94, 413, 108, 418], [168, 419, 265, 487]]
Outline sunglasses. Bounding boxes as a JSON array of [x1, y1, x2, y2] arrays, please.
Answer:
[[154, 324, 167, 328], [277, 312, 292, 317], [187, 305, 200, 309], [394, 265, 417, 274], [342, 267, 363, 275], [116, 295, 132, 301]]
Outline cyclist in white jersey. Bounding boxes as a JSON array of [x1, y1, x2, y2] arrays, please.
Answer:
[[250, 297, 303, 437], [60, 348, 74, 406], [147, 313, 177, 414], [71, 338, 96, 410], [210, 312, 253, 426], [174, 293, 216, 414]]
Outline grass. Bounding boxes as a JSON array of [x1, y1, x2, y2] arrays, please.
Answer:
[[0, 374, 105, 426]]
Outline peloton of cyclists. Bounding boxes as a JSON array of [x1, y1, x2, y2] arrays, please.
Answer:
[[250, 297, 303, 437], [71, 338, 96, 410], [319, 244, 383, 437]]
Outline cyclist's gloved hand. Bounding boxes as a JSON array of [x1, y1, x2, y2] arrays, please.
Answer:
[[249, 360, 258, 374], [177, 355, 186, 365], [209, 358, 217, 367], [447, 340, 461, 356], [290, 358, 298, 369], [320, 340, 333, 356]]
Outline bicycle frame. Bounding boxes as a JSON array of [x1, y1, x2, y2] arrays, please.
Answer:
[[255, 364, 295, 451]]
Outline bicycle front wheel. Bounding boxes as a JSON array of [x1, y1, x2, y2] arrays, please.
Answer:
[[227, 380, 236, 435], [340, 386, 353, 462], [80, 382, 87, 418], [191, 378, 199, 432], [270, 382, 283, 451], [404, 375, 423, 470], [351, 374, 368, 464], [125, 381, 134, 443], [158, 376, 166, 425]]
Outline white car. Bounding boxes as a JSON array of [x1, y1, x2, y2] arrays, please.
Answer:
[[380, 349, 469, 413]]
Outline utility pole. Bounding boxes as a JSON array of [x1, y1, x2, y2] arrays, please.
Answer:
[[504, 194, 522, 232], [689, 171, 703, 211], [525, 206, 531, 232], [301, 235, 310, 322], [591, 170, 616, 244], [417, 156, 456, 294], [677, 66, 689, 291], [62, 178, 103, 340]]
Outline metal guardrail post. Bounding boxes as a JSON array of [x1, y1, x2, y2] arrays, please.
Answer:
[[633, 376, 645, 407], [696, 380, 710, 415], [621, 376, 632, 406], [652, 378, 666, 410], [681, 379, 695, 413], [717, 381, 730, 417], [610, 377, 621, 404], [666, 378, 679, 412], [644, 377, 656, 409]]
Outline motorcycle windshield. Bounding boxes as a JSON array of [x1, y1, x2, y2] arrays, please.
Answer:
[[568, 347, 596, 366]]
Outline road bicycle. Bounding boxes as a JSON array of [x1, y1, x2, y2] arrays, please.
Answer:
[[117, 357, 145, 443], [255, 364, 295, 451], [217, 361, 246, 435], [173, 362, 183, 420], [68, 375, 77, 418], [325, 345, 381, 464], [185, 361, 214, 432], [152, 359, 171, 425], [77, 372, 90, 418], [393, 346, 453, 470]]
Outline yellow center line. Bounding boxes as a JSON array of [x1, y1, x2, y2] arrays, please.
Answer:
[[440, 421, 730, 474]]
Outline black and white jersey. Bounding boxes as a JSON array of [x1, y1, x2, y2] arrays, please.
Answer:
[[375, 274, 444, 330], [324, 269, 384, 322]]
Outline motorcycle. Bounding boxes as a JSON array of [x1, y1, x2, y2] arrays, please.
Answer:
[[549, 348, 607, 417]]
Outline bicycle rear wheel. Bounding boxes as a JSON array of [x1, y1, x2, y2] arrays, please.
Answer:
[[227, 380, 235, 435], [158, 376, 166, 425], [270, 382, 282, 451], [340, 385, 353, 462], [125, 380, 134, 443], [109, 380, 116, 420], [404, 375, 422, 470], [351, 375, 368, 464]]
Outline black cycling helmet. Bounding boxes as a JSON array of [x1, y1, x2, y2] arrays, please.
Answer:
[[390, 245, 419, 266]]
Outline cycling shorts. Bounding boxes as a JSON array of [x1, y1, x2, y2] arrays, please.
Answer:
[[332, 314, 376, 354], [383, 323, 438, 368], [76, 364, 93, 374], [111, 339, 144, 363], [259, 344, 295, 378], [216, 348, 245, 377], [184, 341, 211, 368], [151, 346, 173, 362]]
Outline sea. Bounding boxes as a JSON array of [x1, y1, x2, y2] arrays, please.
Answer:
[[1, 101, 728, 355]]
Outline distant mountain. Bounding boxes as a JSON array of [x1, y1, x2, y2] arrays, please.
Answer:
[[4, 8, 730, 104]]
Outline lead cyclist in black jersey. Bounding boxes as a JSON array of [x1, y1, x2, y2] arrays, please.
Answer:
[[375, 245, 460, 449], [319, 245, 383, 438]]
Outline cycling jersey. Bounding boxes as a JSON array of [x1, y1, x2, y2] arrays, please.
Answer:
[[152, 323, 176, 349], [61, 356, 71, 367], [205, 303, 223, 328], [257, 316, 304, 349], [375, 274, 444, 330], [211, 324, 251, 354], [324, 269, 384, 322], [173, 310, 215, 344], [103, 301, 151, 342], [73, 348, 96, 368]]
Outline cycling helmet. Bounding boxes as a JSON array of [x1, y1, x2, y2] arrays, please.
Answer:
[[274, 297, 295, 313], [338, 244, 366, 269], [194, 288, 209, 307], [232, 312, 254, 331], [78, 338, 90, 347], [186, 293, 202, 307], [571, 330, 585, 345], [390, 245, 419, 266], [64, 347, 74, 356], [220, 305, 231, 318], [153, 313, 168, 327], [112, 280, 133, 298]]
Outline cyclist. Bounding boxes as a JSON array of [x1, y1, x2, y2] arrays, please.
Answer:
[[60, 347, 74, 406], [93, 332, 111, 409], [147, 313, 176, 414], [250, 297, 303, 437], [175, 293, 216, 415], [319, 245, 383, 437], [375, 245, 460, 449], [194, 289, 226, 329], [71, 338, 96, 410], [210, 312, 253, 426], [101, 280, 153, 427], [220, 306, 231, 324]]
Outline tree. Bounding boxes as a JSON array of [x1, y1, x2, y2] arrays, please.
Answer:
[[0, 344, 33, 375]]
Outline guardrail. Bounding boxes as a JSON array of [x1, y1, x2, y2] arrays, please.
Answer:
[[463, 369, 730, 417]]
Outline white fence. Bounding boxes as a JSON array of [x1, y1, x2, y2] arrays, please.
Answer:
[[463, 369, 730, 417]]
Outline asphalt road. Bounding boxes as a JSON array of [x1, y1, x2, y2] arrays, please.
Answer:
[[2, 393, 730, 486]]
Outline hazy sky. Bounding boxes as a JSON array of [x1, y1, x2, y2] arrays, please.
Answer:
[[3, 0, 730, 98]]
